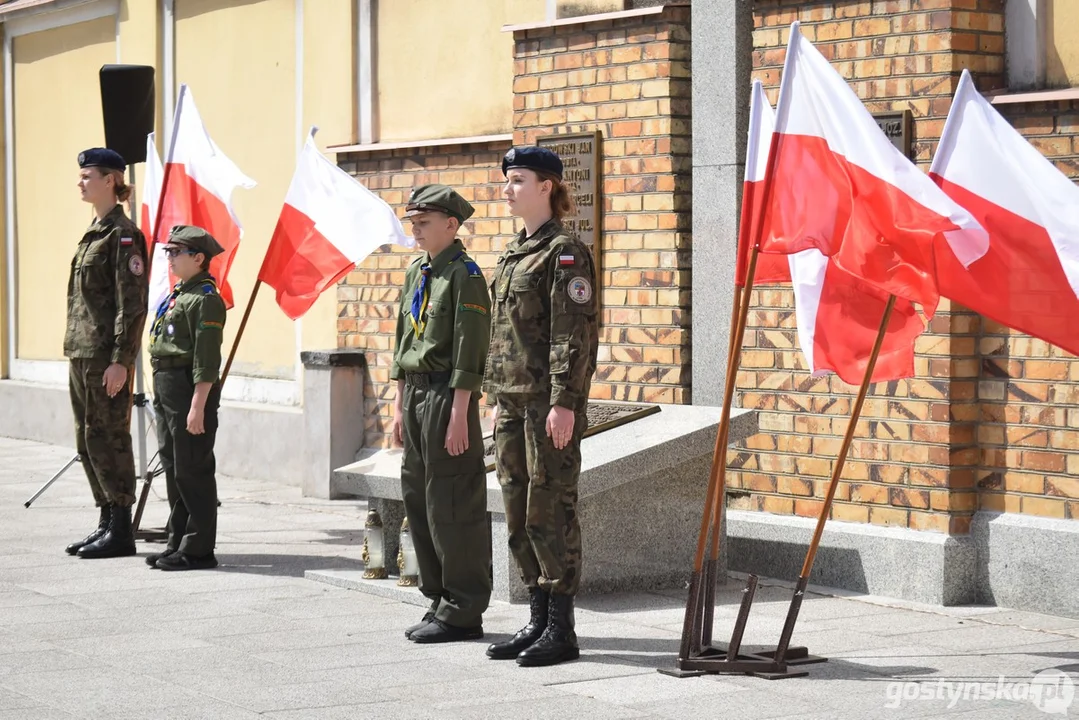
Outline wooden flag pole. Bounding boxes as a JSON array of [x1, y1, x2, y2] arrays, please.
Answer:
[[219, 279, 263, 387], [773, 293, 897, 663], [678, 280, 744, 661], [676, 244, 760, 661], [701, 245, 761, 648]]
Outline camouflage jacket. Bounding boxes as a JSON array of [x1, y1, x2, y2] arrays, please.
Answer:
[[63, 205, 149, 366], [483, 219, 598, 409], [148, 272, 227, 384]]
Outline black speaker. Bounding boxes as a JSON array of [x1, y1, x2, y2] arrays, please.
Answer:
[[99, 64, 155, 165]]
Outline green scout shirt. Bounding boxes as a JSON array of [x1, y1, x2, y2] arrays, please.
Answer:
[[64, 204, 149, 366], [482, 219, 599, 409], [391, 240, 491, 393], [148, 271, 227, 384]]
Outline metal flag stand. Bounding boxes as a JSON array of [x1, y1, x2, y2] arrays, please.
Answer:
[[659, 242, 896, 680]]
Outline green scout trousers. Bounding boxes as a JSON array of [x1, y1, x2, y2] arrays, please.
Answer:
[[68, 357, 137, 507], [400, 376, 491, 628], [493, 394, 586, 597], [152, 368, 220, 558]]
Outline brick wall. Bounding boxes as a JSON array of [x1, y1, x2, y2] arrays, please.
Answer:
[[337, 5, 694, 447], [729, 0, 1079, 532], [976, 100, 1079, 519], [336, 140, 511, 449], [511, 5, 693, 403]]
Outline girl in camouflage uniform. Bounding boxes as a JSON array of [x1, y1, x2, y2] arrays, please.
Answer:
[[484, 147, 599, 667]]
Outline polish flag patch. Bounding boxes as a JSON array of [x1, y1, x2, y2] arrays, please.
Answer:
[[120, 237, 133, 246], [559, 254, 575, 266]]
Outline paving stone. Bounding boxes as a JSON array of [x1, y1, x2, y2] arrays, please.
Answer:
[[3, 437, 1079, 720]]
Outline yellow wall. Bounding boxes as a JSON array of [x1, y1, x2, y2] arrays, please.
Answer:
[[13, 16, 116, 360], [1047, 0, 1079, 87], [175, 0, 298, 379], [0, 26, 6, 376], [376, 0, 545, 142], [118, 0, 161, 134], [302, 0, 354, 354]]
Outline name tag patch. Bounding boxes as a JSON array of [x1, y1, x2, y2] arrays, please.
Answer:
[[460, 303, 488, 316]]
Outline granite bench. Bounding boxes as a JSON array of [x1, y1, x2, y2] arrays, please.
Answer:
[[311, 404, 758, 602]]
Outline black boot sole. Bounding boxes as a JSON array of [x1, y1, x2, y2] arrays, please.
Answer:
[[77, 544, 137, 559], [486, 636, 543, 660], [516, 647, 581, 667]]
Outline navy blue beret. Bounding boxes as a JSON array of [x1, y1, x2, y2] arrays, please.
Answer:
[[78, 148, 126, 172], [502, 146, 563, 180]]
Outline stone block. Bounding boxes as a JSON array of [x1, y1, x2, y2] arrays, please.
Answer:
[[973, 511, 1079, 618], [300, 350, 366, 499], [726, 509, 977, 606], [323, 405, 759, 602]]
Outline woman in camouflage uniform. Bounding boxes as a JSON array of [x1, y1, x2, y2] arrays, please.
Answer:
[[483, 146, 599, 667], [65, 148, 148, 559]]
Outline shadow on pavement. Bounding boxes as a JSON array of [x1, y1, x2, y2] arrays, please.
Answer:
[[135, 552, 363, 578]]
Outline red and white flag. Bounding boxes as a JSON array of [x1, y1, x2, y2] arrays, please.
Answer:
[[930, 70, 1079, 357], [140, 133, 175, 314], [157, 85, 256, 308], [258, 130, 412, 320], [757, 22, 988, 315], [739, 80, 924, 384]]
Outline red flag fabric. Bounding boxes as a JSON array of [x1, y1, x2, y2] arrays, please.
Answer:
[[930, 70, 1079, 357], [740, 80, 924, 384], [156, 85, 255, 308], [755, 22, 988, 316], [259, 131, 412, 320]]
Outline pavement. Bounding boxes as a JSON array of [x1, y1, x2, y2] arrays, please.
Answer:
[[2, 435, 1078, 719]]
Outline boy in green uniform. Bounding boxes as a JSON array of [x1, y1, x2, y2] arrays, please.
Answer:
[[391, 184, 493, 643], [146, 226, 227, 571]]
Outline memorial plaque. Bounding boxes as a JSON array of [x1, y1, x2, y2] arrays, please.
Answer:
[[536, 131, 602, 253], [871, 109, 913, 159]]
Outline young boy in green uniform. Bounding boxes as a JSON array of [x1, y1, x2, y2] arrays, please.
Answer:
[[391, 184, 493, 643], [146, 226, 227, 571]]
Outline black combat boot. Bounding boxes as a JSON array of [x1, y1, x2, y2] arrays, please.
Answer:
[[516, 593, 579, 667], [65, 505, 111, 555], [486, 587, 549, 660], [77, 505, 136, 559]]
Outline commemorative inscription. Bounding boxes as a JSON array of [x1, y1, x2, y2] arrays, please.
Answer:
[[536, 131, 602, 250], [871, 109, 913, 159]]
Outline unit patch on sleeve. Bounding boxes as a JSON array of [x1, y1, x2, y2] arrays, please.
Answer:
[[128, 255, 144, 276], [567, 277, 592, 304], [460, 303, 489, 316]]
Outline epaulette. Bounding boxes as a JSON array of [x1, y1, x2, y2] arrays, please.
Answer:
[[201, 282, 218, 296], [464, 259, 483, 278]]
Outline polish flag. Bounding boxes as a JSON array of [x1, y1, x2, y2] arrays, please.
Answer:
[[757, 22, 988, 315], [739, 80, 924, 383], [140, 133, 175, 314], [258, 129, 412, 320], [931, 70, 1079, 357], [157, 85, 256, 308]]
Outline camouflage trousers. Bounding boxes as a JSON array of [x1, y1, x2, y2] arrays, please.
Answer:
[[493, 393, 586, 596], [400, 379, 492, 628], [68, 357, 137, 507]]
